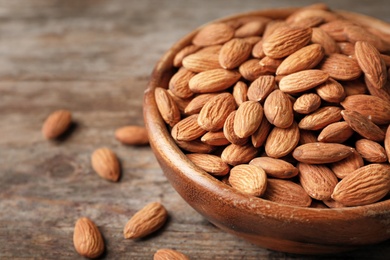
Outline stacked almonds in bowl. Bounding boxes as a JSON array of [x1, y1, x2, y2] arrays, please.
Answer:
[[154, 4, 390, 208]]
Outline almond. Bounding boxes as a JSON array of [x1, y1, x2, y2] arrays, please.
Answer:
[[317, 121, 354, 143], [340, 94, 390, 125], [337, 42, 355, 56], [198, 92, 236, 131], [319, 20, 352, 42], [173, 44, 202, 67], [315, 78, 345, 103], [247, 75, 275, 102], [331, 164, 390, 206], [344, 24, 389, 53], [232, 81, 248, 106], [262, 179, 312, 207], [234, 20, 267, 38], [263, 89, 294, 128], [239, 59, 272, 81], [299, 129, 318, 145], [219, 38, 252, 69], [366, 78, 390, 104], [221, 143, 258, 166], [320, 53, 362, 81], [124, 202, 168, 239], [251, 115, 272, 148], [234, 101, 263, 138], [182, 48, 221, 73], [330, 150, 364, 179], [276, 44, 325, 75], [385, 125, 390, 163], [258, 56, 283, 74], [298, 106, 342, 130], [154, 249, 190, 260], [354, 41, 387, 89], [263, 26, 312, 59], [189, 68, 241, 93], [167, 90, 191, 114], [115, 125, 149, 146], [176, 139, 214, 154], [229, 164, 267, 196], [73, 217, 105, 259], [186, 153, 230, 176], [91, 147, 120, 182], [265, 121, 300, 158], [341, 110, 385, 142], [293, 93, 321, 115], [192, 22, 235, 46], [278, 69, 329, 94], [171, 114, 206, 141], [169, 68, 196, 99], [355, 139, 387, 163], [155, 87, 181, 127], [184, 93, 219, 115], [249, 156, 298, 179], [200, 131, 230, 146], [223, 111, 248, 145], [297, 163, 338, 200], [251, 39, 265, 58], [293, 142, 354, 164], [311, 27, 340, 55], [42, 109, 72, 139]]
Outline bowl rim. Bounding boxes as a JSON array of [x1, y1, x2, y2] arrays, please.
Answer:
[[143, 6, 390, 223]]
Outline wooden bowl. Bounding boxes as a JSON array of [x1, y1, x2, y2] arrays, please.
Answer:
[[143, 7, 390, 254]]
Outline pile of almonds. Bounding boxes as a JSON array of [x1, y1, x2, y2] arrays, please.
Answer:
[[155, 4, 390, 208]]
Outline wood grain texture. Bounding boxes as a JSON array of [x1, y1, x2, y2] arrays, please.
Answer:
[[1, 0, 390, 259]]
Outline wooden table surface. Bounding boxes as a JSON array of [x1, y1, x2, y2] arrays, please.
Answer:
[[1, 0, 390, 259]]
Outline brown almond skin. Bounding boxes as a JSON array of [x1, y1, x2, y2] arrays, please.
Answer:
[[247, 75, 276, 102], [320, 53, 362, 81], [42, 109, 72, 139], [298, 106, 342, 131], [169, 68, 196, 99], [355, 139, 387, 163], [221, 143, 258, 166], [124, 202, 168, 239], [182, 49, 221, 73], [184, 93, 218, 115], [154, 249, 190, 260], [232, 81, 248, 106], [385, 125, 390, 163], [223, 111, 248, 146], [171, 114, 206, 142], [192, 22, 235, 46], [200, 131, 230, 146], [293, 93, 321, 115], [341, 94, 390, 125], [239, 59, 272, 81], [186, 153, 230, 176], [250, 157, 298, 179], [251, 115, 272, 148], [341, 110, 385, 142], [155, 87, 181, 127], [265, 121, 300, 158], [219, 38, 252, 69], [330, 150, 364, 179], [311, 27, 340, 55], [315, 78, 345, 103], [91, 147, 120, 182], [175, 139, 214, 154], [173, 44, 202, 67], [73, 217, 105, 259], [297, 163, 338, 201], [189, 69, 241, 93], [317, 121, 354, 143], [331, 164, 390, 206], [115, 126, 149, 145], [278, 69, 329, 94], [293, 142, 354, 164], [264, 89, 293, 128], [262, 179, 312, 207], [234, 101, 263, 138], [229, 164, 267, 196]]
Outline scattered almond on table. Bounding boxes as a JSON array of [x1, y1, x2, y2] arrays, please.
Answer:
[[154, 248, 190, 260], [42, 109, 72, 139], [91, 147, 121, 182], [115, 125, 149, 145], [73, 217, 105, 259]]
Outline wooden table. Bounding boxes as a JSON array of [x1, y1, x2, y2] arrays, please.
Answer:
[[1, 0, 390, 259]]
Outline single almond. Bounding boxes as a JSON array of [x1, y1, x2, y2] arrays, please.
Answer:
[[298, 106, 342, 130], [154, 87, 181, 127], [265, 121, 300, 158], [247, 75, 276, 102], [297, 163, 338, 200], [167, 90, 191, 114], [192, 22, 235, 46], [337, 42, 355, 56], [73, 217, 105, 259], [276, 44, 325, 75], [331, 164, 390, 206], [340, 94, 390, 125], [366, 78, 390, 104], [319, 20, 352, 42], [293, 142, 354, 164], [319, 53, 362, 81], [223, 111, 248, 145], [239, 59, 272, 81], [259, 56, 283, 74], [175, 139, 214, 154], [91, 147, 120, 182], [317, 121, 354, 143], [229, 164, 267, 196], [311, 27, 340, 55], [169, 68, 196, 99], [385, 125, 390, 163], [315, 78, 345, 103], [262, 179, 312, 207], [186, 153, 230, 176], [154, 249, 190, 260], [173, 44, 202, 67], [234, 20, 267, 38], [221, 143, 258, 166], [184, 93, 218, 115], [234, 101, 263, 138], [263, 89, 294, 128], [115, 126, 149, 146], [232, 81, 248, 106], [330, 150, 364, 179], [355, 139, 387, 163], [124, 202, 168, 239], [278, 69, 329, 94], [251, 39, 265, 58], [293, 93, 321, 114], [171, 114, 206, 141], [200, 131, 230, 146], [355, 41, 387, 89], [219, 38, 252, 69], [249, 156, 298, 179], [189, 68, 241, 93], [182, 48, 221, 73], [341, 110, 385, 142], [42, 109, 72, 139], [251, 115, 272, 148], [198, 92, 236, 131], [263, 26, 312, 59]]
